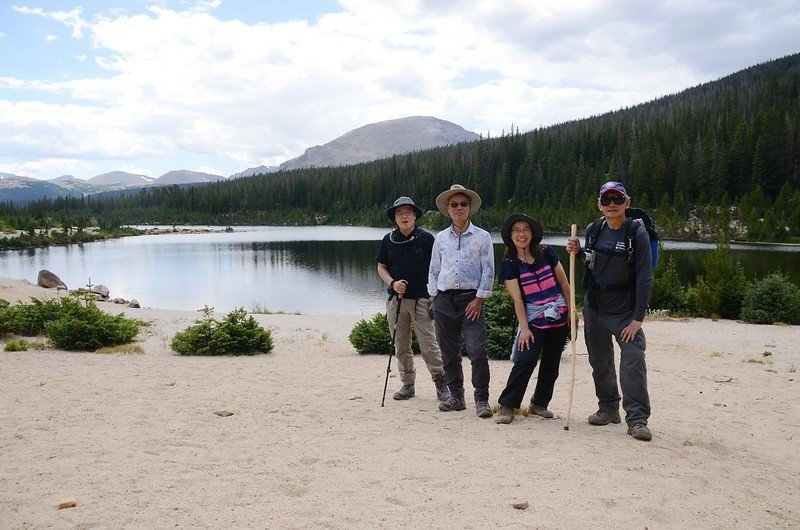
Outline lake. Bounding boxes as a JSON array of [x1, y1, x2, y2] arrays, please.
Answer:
[[1, 225, 798, 315]]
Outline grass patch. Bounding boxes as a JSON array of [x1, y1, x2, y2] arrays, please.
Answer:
[[710, 351, 723, 357], [96, 344, 145, 355], [4, 339, 29, 351]]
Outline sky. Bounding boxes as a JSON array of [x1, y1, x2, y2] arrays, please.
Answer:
[[1, 1, 798, 180]]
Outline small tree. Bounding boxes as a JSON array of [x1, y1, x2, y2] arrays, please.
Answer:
[[694, 236, 749, 319], [740, 273, 800, 325], [171, 307, 273, 356], [649, 256, 687, 313]]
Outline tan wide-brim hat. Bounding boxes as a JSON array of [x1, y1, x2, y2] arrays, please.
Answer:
[[435, 184, 482, 215]]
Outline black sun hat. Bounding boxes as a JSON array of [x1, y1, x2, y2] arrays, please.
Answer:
[[501, 213, 544, 249]]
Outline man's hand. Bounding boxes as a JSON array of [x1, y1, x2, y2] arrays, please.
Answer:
[[621, 319, 642, 342], [392, 279, 408, 296], [466, 297, 484, 321], [566, 236, 581, 255]]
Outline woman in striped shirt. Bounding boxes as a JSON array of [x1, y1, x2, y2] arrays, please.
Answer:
[[495, 214, 572, 425]]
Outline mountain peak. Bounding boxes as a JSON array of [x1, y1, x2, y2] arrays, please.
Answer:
[[279, 116, 480, 171]]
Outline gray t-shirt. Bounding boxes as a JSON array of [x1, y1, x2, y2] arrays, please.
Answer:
[[584, 221, 652, 322]]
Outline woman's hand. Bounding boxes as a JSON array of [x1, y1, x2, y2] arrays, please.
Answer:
[[518, 326, 534, 350]]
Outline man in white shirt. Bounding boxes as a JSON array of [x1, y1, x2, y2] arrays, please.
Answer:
[[428, 184, 495, 418]]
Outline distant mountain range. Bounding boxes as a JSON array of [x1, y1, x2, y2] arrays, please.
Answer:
[[0, 116, 479, 205]]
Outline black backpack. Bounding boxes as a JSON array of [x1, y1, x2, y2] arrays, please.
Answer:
[[585, 207, 660, 270]]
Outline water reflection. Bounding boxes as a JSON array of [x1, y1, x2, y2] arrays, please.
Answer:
[[0, 226, 797, 315]]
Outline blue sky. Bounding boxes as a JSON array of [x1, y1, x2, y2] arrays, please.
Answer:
[[1, 0, 799, 180]]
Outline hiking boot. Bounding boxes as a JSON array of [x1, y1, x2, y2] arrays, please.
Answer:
[[627, 423, 652, 441], [393, 384, 415, 400], [588, 409, 621, 425], [495, 406, 514, 424], [475, 400, 493, 418], [529, 404, 554, 418], [438, 395, 466, 412], [433, 375, 450, 402]]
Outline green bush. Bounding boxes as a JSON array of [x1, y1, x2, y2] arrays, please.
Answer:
[[171, 307, 273, 356], [4, 339, 29, 351], [740, 273, 800, 325], [348, 285, 516, 358], [45, 297, 140, 351], [0, 296, 140, 351], [2, 298, 64, 335], [483, 284, 515, 360], [693, 238, 749, 319], [649, 256, 688, 313], [349, 312, 391, 355]]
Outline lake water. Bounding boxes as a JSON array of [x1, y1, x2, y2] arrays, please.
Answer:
[[1, 225, 798, 315]]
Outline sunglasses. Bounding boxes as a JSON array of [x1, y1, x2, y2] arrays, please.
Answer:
[[600, 195, 627, 206], [449, 201, 470, 208]]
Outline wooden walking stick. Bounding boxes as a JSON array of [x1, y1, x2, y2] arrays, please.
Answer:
[[564, 224, 578, 431]]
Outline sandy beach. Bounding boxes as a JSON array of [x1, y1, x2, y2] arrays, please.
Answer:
[[1, 277, 798, 529]]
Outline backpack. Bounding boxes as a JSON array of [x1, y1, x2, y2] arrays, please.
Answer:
[[585, 207, 660, 270]]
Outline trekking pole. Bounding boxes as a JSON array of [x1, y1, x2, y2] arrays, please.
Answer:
[[381, 293, 403, 407], [565, 224, 578, 431]]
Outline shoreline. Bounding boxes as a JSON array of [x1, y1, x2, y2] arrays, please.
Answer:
[[1, 276, 799, 527]]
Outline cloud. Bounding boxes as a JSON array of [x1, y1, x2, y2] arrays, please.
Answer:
[[3, 1, 799, 179]]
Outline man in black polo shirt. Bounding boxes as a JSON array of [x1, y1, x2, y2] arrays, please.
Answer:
[[376, 196, 450, 402]]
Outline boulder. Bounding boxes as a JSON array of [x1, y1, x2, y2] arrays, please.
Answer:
[[91, 284, 110, 300], [37, 270, 67, 290], [128, 299, 140, 308]]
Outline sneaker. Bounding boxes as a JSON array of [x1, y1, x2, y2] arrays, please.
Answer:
[[393, 384, 415, 400], [433, 375, 451, 403], [529, 404, 554, 419], [439, 395, 466, 412], [475, 400, 493, 418], [587, 409, 621, 425], [627, 423, 652, 441], [495, 406, 514, 424]]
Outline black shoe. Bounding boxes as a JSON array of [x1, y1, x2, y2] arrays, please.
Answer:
[[588, 409, 622, 425], [433, 375, 450, 402], [438, 395, 466, 412], [475, 400, 493, 418], [393, 384, 415, 400], [627, 423, 652, 441]]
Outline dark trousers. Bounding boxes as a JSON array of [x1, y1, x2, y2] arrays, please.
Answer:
[[432, 291, 490, 402], [583, 304, 651, 426], [498, 325, 569, 409]]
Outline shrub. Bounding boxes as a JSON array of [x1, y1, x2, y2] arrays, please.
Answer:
[[693, 237, 749, 319], [4, 339, 29, 351], [649, 256, 688, 313], [349, 307, 423, 355], [45, 297, 140, 351], [740, 273, 800, 325], [349, 312, 391, 355], [171, 307, 273, 356], [348, 285, 517, 359], [0, 295, 140, 351], [483, 284, 515, 360]]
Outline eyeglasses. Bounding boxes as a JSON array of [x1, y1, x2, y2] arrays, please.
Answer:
[[600, 195, 627, 206], [394, 209, 415, 217], [449, 201, 470, 208], [511, 227, 531, 234]]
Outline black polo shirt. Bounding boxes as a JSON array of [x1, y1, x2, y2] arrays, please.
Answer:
[[375, 228, 435, 299]]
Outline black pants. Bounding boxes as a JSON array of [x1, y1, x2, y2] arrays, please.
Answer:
[[498, 324, 569, 409], [433, 291, 490, 402]]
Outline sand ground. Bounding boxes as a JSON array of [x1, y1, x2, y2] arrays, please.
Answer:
[[1, 278, 798, 529]]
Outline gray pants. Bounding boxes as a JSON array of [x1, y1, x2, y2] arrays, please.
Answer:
[[583, 305, 651, 426], [387, 296, 444, 384], [432, 291, 490, 402]]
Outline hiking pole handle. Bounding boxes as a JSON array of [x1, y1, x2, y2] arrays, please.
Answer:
[[565, 224, 578, 431], [381, 294, 403, 407]]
